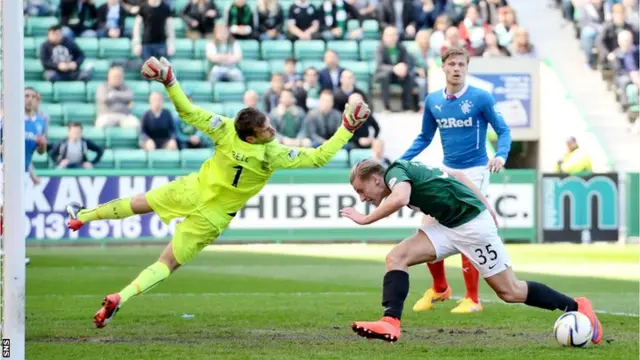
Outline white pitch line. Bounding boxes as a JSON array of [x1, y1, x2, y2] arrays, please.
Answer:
[[27, 292, 639, 318]]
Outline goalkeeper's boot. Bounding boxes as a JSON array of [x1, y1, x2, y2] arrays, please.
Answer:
[[575, 297, 603, 344], [94, 293, 121, 329], [66, 202, 85, 231], [450, 297, 483, 314], [352, 316, 401, 342], [412, 286, 452, 312]]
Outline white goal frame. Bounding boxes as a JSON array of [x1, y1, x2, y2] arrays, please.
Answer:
[[1, 0, 27, 359]]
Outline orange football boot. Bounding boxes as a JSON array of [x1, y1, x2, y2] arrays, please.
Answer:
[[351, 316, 401, 342], [66, 202, 85, 231], [93, 293, 121, 328], [575, 297, 603, 344]]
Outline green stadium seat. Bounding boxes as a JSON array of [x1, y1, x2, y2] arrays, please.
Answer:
[[129, 81, 151, 102], [348, 148, 373, 166], [195, 102, 224, 115], [34, 37, 47, 58], [223, 102, 246, 118], [362, 19, 380, 40], [326, 149, 349, 168], [82, 126, 107, 148], [175, 0, 190, 12], [181, 148, 213, 169], [27, 17, 58, 37], [24, 37, 37, 58], [76, 38, 99, 58], [64, 103, 96, 126], [359, 39, 379, 62], [246, 81, 271, 97], [309, 0, 322, 7], [239, 60, 271, 82], [148, 150, 181, 169], [106, 127, 140, 149], [32, 151, 50, 170], [39, 103, 64, 126], [214, 82, 246, 102], [301, 60, 325, 72], [172, 59, 206, 81], [356, 80, 370, 94], [47, 126, 68, 144], [346, 19, 360, 33], [25, 59, 44, 81], [217, 0, 233, 13], [89, 59, 112, 79], [85, 80, 104, 102], [131, 102, 148, 119], [91, 149, 115, 169], [294, 40, 326, 61], [327, 40, 359, 61], [269, 59, 303, 74], [27, 81, 54, 103], [53, 82, 86, 103], [114, 149, 148, 169], [181, 81, 213, 102], [238, 40, 261, 60], [341, 60, 370, 83], [261, 40, 293, 60], [99, 38, 132, 59], [172, 17, 186, 38], [174, 38, 194, 59], [194, 39, 208, 58], [125, 17, 136, 34]]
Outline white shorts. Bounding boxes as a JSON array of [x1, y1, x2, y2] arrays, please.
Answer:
[[449, 165, 490, 196], [420, 209, 511, 278]]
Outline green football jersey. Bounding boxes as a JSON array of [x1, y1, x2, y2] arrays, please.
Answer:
[[383, 160, 486, 228]]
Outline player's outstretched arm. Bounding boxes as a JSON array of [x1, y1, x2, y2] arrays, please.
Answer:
[[141, 56, 231, 144], [399, 100, 437, 160], [343, 182, 412, 225], [269, 102, 370, 169], [482, 93, 512, 167]]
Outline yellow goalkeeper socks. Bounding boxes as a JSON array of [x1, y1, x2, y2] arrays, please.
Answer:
[[118, 261, 171, 304], [77, 198, 135, 223]]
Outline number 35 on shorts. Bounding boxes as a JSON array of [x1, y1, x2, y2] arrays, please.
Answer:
[[474, 244, 498, 268]]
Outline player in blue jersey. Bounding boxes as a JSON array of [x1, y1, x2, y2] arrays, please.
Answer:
[[400, 47, 512, 314], [0, 87, 48, 265]]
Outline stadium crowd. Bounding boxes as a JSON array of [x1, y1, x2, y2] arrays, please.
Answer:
[[555, 0, 640, 134], [18, 0, 535, 169]]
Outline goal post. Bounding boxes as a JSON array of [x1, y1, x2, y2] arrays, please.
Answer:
[[1, 0, 27, 358]]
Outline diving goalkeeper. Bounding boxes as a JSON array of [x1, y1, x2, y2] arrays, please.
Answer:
[[65, 57, 371, 329]]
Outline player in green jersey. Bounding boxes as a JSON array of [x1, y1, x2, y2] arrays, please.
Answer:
[[65, 57, 371, 329], [341, 159, 603, 344]]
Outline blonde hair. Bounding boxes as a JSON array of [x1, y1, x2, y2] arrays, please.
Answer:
[[349, 159, 385, 184], [441, 46, 470, 64]]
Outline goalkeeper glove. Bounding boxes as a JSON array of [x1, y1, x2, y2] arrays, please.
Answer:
[[342, 101, 370, 133], [141, 56, 176, 87]]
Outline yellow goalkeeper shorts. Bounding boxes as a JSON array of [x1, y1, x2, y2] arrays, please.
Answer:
[[145, 173, 234, 265]]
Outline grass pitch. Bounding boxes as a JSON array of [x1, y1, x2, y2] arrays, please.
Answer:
[[26, 244, 639, 359]]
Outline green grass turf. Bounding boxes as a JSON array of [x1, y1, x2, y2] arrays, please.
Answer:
[[25, 245, 639, 360]]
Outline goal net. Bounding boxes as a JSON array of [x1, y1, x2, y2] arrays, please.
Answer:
[[1, 0, 27, 358]]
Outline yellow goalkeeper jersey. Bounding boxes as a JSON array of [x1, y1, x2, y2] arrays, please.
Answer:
[[166, 83, 353, 217]]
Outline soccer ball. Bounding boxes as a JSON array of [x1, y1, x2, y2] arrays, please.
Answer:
[[553, 311, 593, 348]]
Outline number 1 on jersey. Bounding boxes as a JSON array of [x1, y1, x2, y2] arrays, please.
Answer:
[[232, 165, 243, 187]]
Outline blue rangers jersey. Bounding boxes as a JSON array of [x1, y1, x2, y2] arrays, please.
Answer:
[[0, 114, 47, 172], [400, 85, 511, 169]]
